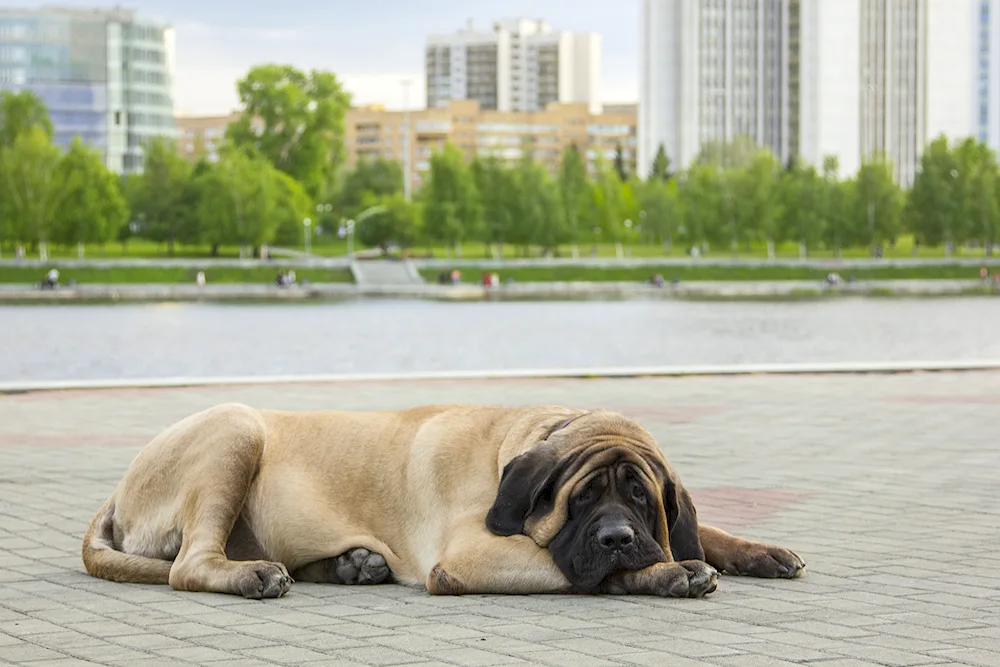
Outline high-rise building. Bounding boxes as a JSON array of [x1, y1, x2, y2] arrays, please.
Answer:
[[0, 5, 177, 174], [640, 0, 982, 186], [858, 0, 977, 185], [639, 0, 800, 177], [426, 18, 601, 115], [978, 0, 1000, 153]]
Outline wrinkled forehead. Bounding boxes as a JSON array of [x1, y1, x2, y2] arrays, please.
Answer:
[[567, 452, 659, 494], [524, 441, 668, 546]]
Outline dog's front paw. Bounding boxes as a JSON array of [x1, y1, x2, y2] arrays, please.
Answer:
[[238, 561, 292, 599], [612, 561, 718, 598], [719, 544, 805, 579], [680, 560, 719, 597]]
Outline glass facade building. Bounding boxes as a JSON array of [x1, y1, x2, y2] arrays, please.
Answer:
[[0, 6, 176, 174]]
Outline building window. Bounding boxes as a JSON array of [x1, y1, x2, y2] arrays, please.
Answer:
[[414, 121, 452, 132]]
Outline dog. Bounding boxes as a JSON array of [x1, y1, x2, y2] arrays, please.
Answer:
[[82, 403, 805, 598]]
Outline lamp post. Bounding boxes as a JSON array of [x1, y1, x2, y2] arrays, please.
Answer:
[[316, 203, 332, 241], [401, 78, 413, 203], [947, 168, 959, 257], [303, 217, 312, 254]]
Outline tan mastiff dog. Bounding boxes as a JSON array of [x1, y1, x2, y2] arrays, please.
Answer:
[[82, 403, 805, 599]]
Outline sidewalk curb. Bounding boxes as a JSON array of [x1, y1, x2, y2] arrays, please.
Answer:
[[3, 359, 998, 394]]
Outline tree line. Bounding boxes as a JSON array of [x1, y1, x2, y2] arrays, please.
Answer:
[[1, 64, 999, 260]]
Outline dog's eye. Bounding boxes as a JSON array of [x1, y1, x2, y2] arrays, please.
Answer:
[[630, 483, 646, 504], [577, 485, 597, 505]]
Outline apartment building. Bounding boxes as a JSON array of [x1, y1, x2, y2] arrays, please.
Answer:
[[426, 18, 601, 114], [0, 5, 177, 173], [640, 0, 982, 186], [344, 99, 636, 192], [174, 111, 239, 163], [174, 101, 636, 193]]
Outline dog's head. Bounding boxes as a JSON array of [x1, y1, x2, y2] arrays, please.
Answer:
[[485, 410, 703, 592]]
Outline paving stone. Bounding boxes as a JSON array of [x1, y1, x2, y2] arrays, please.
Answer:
[[333, 644, 427, 665], [1, 373, 999, 666]]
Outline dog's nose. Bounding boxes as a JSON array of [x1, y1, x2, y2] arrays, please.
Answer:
[[596, 523, 635, 552]]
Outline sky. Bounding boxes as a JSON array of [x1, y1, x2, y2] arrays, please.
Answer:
[[1, 1, 640, 115]]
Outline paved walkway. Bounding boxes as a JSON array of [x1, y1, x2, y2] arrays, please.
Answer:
[[0, 372, 998, 666]]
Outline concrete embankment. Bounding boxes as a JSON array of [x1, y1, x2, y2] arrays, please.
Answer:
[[0, 279, 996, 304]]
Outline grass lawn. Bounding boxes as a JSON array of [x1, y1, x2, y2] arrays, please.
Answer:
[[0, 265, 355, 285], [4, 235, 999, 262], [406, 240, 1000, 261], [420, 263, 1000, 283]]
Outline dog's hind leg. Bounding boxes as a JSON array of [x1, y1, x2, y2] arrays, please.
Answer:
[[164, 405, 293, 599], [292, 548, 391, 585]]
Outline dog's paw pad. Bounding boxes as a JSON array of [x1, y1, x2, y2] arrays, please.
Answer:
[[338, 548, 391, 585]]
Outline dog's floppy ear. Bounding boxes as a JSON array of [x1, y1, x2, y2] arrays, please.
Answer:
[[486, 448, 563, 536], [662, 471, 705, 561]]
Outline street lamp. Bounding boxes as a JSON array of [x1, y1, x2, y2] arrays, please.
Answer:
[[346, 219, 356, 256], [401, 78, 413, 203], [947, 169, 960, 257], [619, 219, 632, 259], [303, 217, 312, 254], [315, 203, 332, 240]]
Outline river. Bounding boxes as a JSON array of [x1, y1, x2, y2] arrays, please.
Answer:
[[2, 298, 998, 382]]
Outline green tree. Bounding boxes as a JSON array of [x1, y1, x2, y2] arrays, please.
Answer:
[[649, 143, 672, 181], [226, 64, 352, 198], [355, 192, 419, 255], [588, 158, 625, 248], [852, 158, 904, 255], [51, 137, 126, 254], [678, 165, 724, 253], [694, 135, 760, 170], [906, 136, 960, 252], [271, 170, 315, 246], [0, 90, 53, 148], [716, 168, 742, 254], [820, 156, 852, 257], [198, 147, 280, 257], [969, 147, 1000, 255], [0, 126, 63, 252], [0, 90, 56, 255], [336, 157, 403, 217], [953, 137, 1000, 255], [508, 153, 563, 254], [129, 137, 193, 256], [780, 163, 825, 258], [116, 173, 142, 253], [556, 145, 590, 255], [471, 155, 517, 256], [175, 159, 214, 248], [421, 143, 481, 256], [613, 142, 628, 182], [638, 177, 681, 254], [735, 150, 784, 258]]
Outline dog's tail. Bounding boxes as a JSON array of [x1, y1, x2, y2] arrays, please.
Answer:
[[81, 499, 172, 585]]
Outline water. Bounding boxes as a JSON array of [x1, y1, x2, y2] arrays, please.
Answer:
[[2, 298, 999, 382]]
